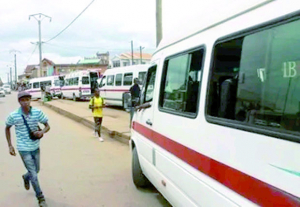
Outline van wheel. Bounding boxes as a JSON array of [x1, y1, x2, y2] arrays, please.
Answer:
[[73, 94, 77, 102], [132, 147, 150, 188]]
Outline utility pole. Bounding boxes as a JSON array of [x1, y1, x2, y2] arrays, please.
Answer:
[[131, 40, 134, 65], [10, 50, 21, 85], [29, 13, 51, 77], [10, 67, 12, 89], [140, 46, 145, 64], [156, 0, 162, 47], [7, 73, 9, 84]]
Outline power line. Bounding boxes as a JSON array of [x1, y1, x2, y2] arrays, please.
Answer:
[[26, 44, 38, 65], [45, 0, 95, 43]]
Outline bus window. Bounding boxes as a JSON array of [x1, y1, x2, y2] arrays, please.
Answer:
[[207, 19, 300, 135], [138, 72, 146, 85], [107, 75, 115, 86], [73, 77, 79, 85], [115, 74, 122, 86], [54, 80, 60, 86], [99, 76, 106, 88], [82, 77, 90, 85], [33, 82, 39, 89], [123, 73, 133, 86]]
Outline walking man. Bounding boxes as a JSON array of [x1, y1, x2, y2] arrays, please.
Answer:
[[89, 89, 105, 142], [129, 78, 141, 125], [5, 91, 50, 207]]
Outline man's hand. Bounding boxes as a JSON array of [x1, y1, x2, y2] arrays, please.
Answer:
[[9, 145, 16, 156], [33, 131, 44, 139]]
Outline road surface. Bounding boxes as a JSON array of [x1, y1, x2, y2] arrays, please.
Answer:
[[0, 92, 171, 207]]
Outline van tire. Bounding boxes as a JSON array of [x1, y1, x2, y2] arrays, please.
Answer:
[[132, 147, 150, 188]]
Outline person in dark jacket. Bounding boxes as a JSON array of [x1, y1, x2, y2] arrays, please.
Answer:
[[129, 78, 141, 125]]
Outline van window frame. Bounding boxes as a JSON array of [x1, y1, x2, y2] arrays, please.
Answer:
[[158, 45, 206, 119], [205, 13, 300, 144]]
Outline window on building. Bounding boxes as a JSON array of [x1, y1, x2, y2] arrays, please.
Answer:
[[115, 74, 122, 86], [123, 73, 133, 85], [33, 82, 39, 89], [107, 75, 115, 86], [123, 62, 129, 67], [138, 72, 147, 85], [113, 61, 121, 67], [207, 18, 300, 135], [82, 77, 90, 85], [159, 49, 203, 115]]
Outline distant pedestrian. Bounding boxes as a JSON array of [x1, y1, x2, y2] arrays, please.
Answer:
[[129, 78, 141, 125], [5, 91, 50, 207], [89, 89, 105, 142]]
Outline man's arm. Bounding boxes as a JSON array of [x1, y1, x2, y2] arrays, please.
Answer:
[[5, 125, 16, 156], [33, 122, 50, 138]]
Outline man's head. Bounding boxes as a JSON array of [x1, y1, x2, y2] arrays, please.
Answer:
[[94, 89, 100, 97], [18, 91, 32, 109], [134, 78, 139, 85]]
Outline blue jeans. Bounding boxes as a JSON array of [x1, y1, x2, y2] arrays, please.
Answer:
[[19, 148, 44, 200]]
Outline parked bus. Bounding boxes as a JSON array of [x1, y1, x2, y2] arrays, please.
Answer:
[[61, 70, 99, 101], [131, 1, 300, 207], [98, 64, 149, 108], [25, 76, 63, 99]]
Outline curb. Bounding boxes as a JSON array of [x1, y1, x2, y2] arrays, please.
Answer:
[[38, 100, 130, 145]]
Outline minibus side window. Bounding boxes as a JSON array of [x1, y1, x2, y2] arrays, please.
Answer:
[[138, 72, 147, 85], [82, 77, 90, 85], [99, 76, 106, 88], [142, 66, 157, 103], [207, 19, 300, 135], [159, 49, 203, 115], [115, 74, 122, 86], [73, 77, 79, 85], [33, 82, 39, 89], [107, 75, 115, 86], [69, 78, 74, 86], [123, 73, 133, 85]]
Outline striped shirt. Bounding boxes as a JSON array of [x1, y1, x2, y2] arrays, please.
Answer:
[[6, 107, 48, 151]]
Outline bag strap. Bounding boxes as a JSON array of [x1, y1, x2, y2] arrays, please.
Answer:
[[21, 115, 32, 136]]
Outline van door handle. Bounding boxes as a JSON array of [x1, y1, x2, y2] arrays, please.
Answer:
[[146, 119, 152, 126]]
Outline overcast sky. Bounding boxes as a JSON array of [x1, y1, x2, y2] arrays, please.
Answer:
[[0, 0, 269, 82]]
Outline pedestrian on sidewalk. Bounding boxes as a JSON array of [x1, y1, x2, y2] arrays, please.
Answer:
[[89, 89, 105, 142], [129, 78, 141, 126], [5, 91, 50, 207]]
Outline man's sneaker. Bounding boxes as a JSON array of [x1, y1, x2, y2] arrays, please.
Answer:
[[99, 137, 104, 142], [22, 175, 30, 190], [39, 200, 48, 207]]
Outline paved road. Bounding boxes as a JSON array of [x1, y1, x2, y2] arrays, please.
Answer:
[[0, 93, 171, 207]]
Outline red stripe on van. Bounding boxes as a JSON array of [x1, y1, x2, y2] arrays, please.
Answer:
[[99, 89, 129, 92], [132, 121, 300, 207]]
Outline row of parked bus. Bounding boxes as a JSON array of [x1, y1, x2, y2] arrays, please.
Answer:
[[25, 65, 149, 108]]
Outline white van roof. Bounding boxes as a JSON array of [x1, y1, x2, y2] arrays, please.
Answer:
[[154, 0, 297, 56]]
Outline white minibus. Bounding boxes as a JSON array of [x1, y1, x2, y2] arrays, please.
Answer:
[[131, 1, 300, 207], [61, 70, 99, 101], [25, 76, 62, 99], [98, 64, 149, 108]]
